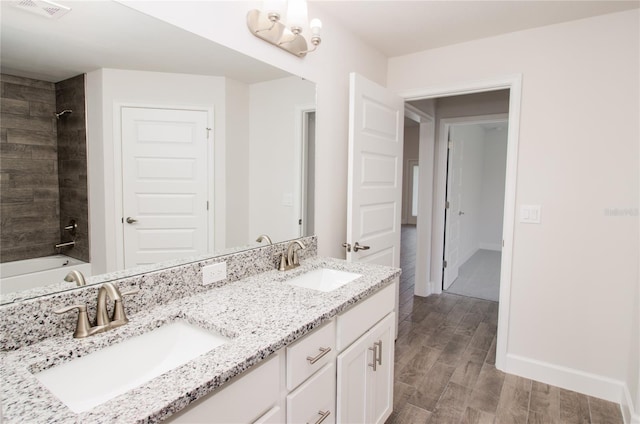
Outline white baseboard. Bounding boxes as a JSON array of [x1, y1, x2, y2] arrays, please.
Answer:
[[504, 353, 630, 419], [622, 384, 640, 424], [479, 242, 502, 251]]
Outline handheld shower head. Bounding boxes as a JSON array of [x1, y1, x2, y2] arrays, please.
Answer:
[[55, 109, 73, 119]]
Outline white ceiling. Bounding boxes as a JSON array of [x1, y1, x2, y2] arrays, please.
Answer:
[[312, 0, 640, 57], [0, 1, 290, 83], [2, 1, 638, 83]]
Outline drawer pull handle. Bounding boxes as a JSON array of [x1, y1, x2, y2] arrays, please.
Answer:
[[306, 347, 331, 364], [368, 346, 377, 371], [308, 410, 331, 424], [375, 340, 382, 366]]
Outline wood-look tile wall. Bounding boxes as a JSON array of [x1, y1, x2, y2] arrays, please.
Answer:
[[55, 74, 89, 262], [0, 73, 89, 264], [1, 74, 60, 262]]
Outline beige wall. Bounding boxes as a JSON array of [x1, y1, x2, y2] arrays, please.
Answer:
[[389, 9, 639, 413]]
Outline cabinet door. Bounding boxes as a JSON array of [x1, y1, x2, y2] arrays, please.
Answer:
[[336, 331, 373, 423], [336, 312, 396, 424], [369, 313, 395, 424]]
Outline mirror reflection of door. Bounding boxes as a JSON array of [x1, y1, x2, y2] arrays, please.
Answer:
[[121, 107, 210, 268], [300, 110, 316, 237]]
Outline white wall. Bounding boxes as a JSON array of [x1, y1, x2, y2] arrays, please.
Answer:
[[389, 9, 639, 414], [225, 79, 251, 248], [118, 0, 388, 259], [248, 76, 316, 243], [479, 127, 508, 250], [86, 69, 227, 274]]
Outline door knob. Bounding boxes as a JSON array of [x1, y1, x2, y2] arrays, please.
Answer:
[[458, 211, 465, 215], [125, 217, 138, 224], [353, 242, 370, 252], [342, 242, 352, 252]]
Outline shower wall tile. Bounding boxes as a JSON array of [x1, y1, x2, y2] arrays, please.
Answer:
[[5, 128, 55, 146], [55, 74, 89, 263], [0, 74, 60, 263]]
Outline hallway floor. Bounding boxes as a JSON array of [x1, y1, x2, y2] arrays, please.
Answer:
[[446, 249, 501, 302], [389, 226, 623, 423]]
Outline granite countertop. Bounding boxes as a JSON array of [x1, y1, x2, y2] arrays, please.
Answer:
[[0, 257, 400, 424]]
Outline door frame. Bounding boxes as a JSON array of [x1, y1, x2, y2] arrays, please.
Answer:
[[439, 114, 509, 291], [112, 103, 215, 271], [397, 74, 522, 370], [294, 105, 316, 238]]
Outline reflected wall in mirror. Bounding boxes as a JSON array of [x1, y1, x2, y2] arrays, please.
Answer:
[[0, 1, 316, 302]]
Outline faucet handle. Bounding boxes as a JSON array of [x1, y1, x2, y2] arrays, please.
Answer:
[[55, 304, 93, 339], [112, 288, 139, 324]]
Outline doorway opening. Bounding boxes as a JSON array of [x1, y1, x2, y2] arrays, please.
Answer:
[[400, 80, 519, 370], [442, 118, 508, 302]]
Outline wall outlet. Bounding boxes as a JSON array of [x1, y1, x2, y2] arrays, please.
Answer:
[[202, 262, 227, 285]]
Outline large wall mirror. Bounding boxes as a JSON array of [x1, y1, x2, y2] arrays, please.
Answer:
[[0, 1, 316, 304]]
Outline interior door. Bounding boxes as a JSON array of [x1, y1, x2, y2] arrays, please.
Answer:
[[443, 129, 463, 289], [346, 73, 404, 267], [121, 107, 209, 268]]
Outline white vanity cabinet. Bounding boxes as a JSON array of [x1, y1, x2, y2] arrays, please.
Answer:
[[167, 352, 284, 424], [165, 278, 398, 424], [335, 281, 397, 424]]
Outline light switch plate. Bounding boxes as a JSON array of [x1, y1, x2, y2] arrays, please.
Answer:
[[202, 262, 226, 285], [520, 205, 541, 224]]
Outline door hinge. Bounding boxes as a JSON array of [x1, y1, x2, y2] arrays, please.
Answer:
[[448, 141, 453, 149], [443, 260, 448, 268], [121, 217, 124, 224], [206, 127, 212, 139], [445, 201, 450, 209], [206, 201, 209, 211], [298, 219, 302, 225]]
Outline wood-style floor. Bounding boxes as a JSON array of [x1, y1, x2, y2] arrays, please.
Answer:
[[388, 225, 623, 424]]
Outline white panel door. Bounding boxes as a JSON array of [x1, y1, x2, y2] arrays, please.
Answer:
[[121, 107, 209, 268], [346, 73, 404, 267], [443, 130, 463, 289]]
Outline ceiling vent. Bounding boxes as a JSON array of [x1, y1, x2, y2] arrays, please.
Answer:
[[11, 0, 71, 19]]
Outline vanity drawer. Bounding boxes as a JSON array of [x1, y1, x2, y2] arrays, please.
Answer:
[[336, 281, 395, 352], [286, 319, 336, 390], [286, 363, 336, 424], [167, 353, 280, 423]]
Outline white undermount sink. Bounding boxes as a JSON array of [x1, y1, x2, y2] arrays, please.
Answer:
[[34, 320, 229, 413], [286, 268, 362, 292]]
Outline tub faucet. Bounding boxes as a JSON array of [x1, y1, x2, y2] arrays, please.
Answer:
[[279, 240, 306, 271], [64, 270, 86, 287]]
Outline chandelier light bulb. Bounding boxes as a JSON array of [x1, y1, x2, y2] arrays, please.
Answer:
[[310, 18, 322, 36]]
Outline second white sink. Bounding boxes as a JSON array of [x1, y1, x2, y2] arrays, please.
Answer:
[[34, 320, 229, 413], [286, 268, 362, 292]]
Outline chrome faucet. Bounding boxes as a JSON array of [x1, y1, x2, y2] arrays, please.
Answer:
[[279, 240, 306, 271], [64, 270, 86, 287], [55, 283, 138, 338]]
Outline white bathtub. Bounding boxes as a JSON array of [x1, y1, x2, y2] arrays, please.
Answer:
[[0, 255, 92, 295]]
